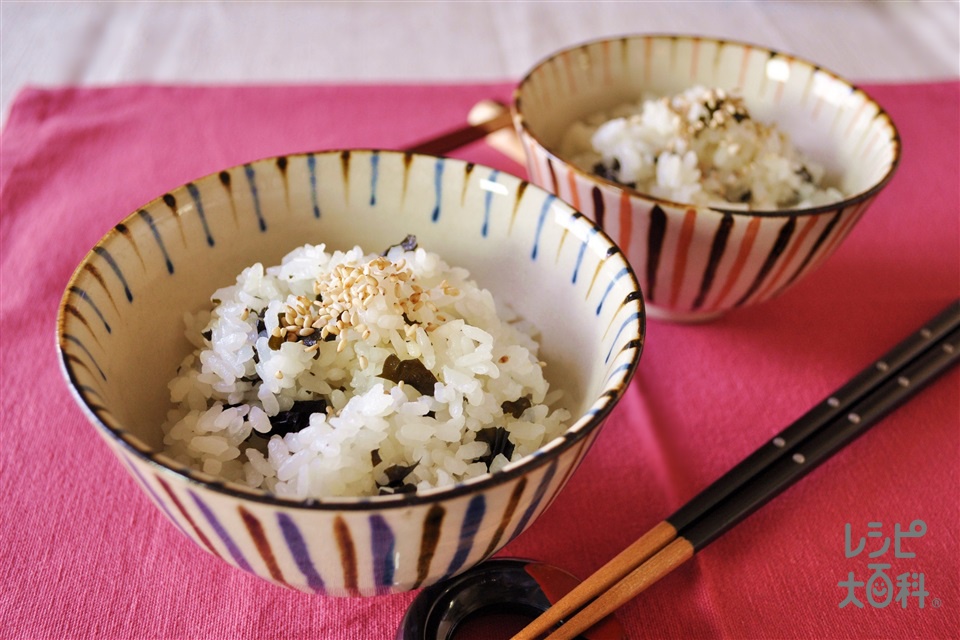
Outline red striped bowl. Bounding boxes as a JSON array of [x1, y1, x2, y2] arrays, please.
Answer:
[[57, 151, 644, 596], [513, 35, 900, 322]]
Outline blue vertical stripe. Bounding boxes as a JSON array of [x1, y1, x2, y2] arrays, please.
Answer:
[[445, 494, 486, 577], [369, 152, 380, 206], [307, 153, 321, 218], [510, 460, 558, 539], [571, 226, 597, 284], [278, 513, 326, 593], [189, 491, 254, 573], [69, 286, 111, 332], [138, 210, 174, 274], [76, 384, 103, 400], [482, 170, 500, 237], [122, 460, 191, 539], [63, 334, 106, 380], [605, 361, 633, 384], [186, 183, 215, 247], [595, 267, 630, 315], [605, 310, 642, 363], [369, 514, 395, 590], [243, 164, 267, 231], [531, 194, 557, 260], [93, 246, 132, 302], [431, 158, 444, 222]]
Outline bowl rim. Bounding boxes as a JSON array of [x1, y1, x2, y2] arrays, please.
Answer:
[[512, 33, 902, 218], [56, 149, 647, 512]]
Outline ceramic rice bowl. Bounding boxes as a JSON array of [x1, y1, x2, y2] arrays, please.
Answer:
[[56, 150, 645, 596], [514, 35, 900, 322]]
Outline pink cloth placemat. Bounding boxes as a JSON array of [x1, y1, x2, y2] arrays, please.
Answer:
[[1, 81, 957, 639]]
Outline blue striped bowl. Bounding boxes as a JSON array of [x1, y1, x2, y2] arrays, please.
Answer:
[[514, 35, 900, 322], [57, 150, 645, 596]]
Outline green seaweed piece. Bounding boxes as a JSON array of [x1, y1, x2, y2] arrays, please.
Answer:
[[379, 354, 438, 396], [501, 396, 532, 419], [258, 398, 328, 438], [474, 426, 515, 469]]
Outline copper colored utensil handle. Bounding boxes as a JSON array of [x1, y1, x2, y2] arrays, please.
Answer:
[[405, 106, 513, 155]]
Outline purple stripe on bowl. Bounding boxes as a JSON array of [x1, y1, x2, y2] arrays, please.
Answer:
[[277, 512, 326, 593], [120, 461, 191, 539], [189, 490, 254, 573], [445, 494, 486, 577], [369, 514, 395, 592]]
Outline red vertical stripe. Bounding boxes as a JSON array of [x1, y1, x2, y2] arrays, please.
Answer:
[[334, 516, 359, 596], [238, 506, 286, 584], [712, 216, 762, 309], [819, 201, 867, 259], [566, 168, 581, 211], [156, 476, 219, 556], [755, 214, 819, 301], [670, 210, 698, 308], [482, 478, 527, 559], [618, 191, 633, 257]]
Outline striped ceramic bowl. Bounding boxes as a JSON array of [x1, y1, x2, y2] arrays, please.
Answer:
[[56, 150, 644, 596], [514, 35, 900, 322]]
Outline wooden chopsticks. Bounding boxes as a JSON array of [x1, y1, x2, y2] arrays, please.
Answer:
[[514, 299, 960, 640], [404, 101, 513, 156]]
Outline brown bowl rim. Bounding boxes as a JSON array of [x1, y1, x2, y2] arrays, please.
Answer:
[[56, 149, 647, 512], [513, 33, 902, 219]]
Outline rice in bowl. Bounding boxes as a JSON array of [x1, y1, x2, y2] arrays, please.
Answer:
[[161, 238, 570, 499], [559, 86, 844, 210]]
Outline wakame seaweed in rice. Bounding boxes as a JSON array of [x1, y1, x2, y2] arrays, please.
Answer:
[[559, 86, 844, 210], [161, 239, 570, 499]]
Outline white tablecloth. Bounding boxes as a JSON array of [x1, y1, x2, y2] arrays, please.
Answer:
[[3, 1, 958, 125]]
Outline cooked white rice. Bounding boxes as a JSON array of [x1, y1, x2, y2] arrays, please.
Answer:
[[161, 240, 570, 499], [559, 86, 843, 209]]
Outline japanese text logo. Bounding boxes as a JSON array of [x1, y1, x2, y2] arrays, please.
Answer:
[[838, 520, 929, 609]]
